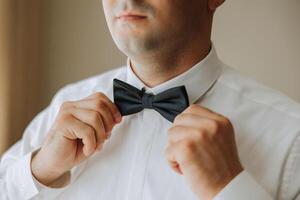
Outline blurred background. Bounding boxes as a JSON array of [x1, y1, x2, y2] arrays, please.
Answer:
[[0, 0, 299, 154]]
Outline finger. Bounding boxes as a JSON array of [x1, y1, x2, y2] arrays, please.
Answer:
[[68, 108, 107, 146], [174, 113, 219, 132], [165, 143, 183, 175], [100, 95, 122, 123], [183, 104, 223, 121], [97, 103, 116, 134], [72, 98, 117, 132], [63, 116, 97, 157], [167, 125, 206, 144], [85, 92, 122, 122], [76, 96, 121, 124]]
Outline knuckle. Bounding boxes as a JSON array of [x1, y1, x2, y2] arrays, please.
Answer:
[[95, 100, 105, 110], [174, 113, 191, 124], [94, 92, 105, 99], [61, 101, 72, 109], [208, 120, 220, 132], [91, 112, 102, 123], [167, 126, 173, 133], [85, 127, 95, 138], [174, 114, 184, 124], [221, 116, 232, 127], [59, 113, 72, 122], [167, 126, 176, 136], [222, 117, 234, 130], [180, 140, 195, 154], [195, 128, 208, 141], [184, 104, 198, 113], [195, 127, 206, 135], [184, 113, 194, 121], [189, 104, 199, 110]]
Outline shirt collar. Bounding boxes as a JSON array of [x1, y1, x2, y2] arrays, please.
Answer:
[[126, 44, 222, 105]]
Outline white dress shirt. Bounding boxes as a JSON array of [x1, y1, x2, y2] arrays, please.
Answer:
[[1, 45, 300, 200]]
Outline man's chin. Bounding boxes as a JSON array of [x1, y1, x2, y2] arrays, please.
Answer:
[[112, 32, 162, 57], [114, 39, 155, 58], [114, 27, 147, 39]]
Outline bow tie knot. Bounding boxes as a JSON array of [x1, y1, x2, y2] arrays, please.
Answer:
[[141, 89, 154, 109], [113, 78, 189, 122]]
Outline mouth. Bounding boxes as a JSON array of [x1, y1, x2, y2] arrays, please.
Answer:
[[116, 11, 147, 21]]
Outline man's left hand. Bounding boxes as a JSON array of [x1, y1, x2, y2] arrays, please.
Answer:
[[165, 104, 244, 200]]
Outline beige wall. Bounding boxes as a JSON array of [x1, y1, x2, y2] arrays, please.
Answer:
[[41, 0, 125, 105], [0, 0, 44, 153], [41, 0, 300, 105], [12, 0, 44, 144], [0, 0, 14, 153], [213, 0, 300, 102]]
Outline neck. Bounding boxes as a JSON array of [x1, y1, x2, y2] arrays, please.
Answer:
[[129, 40, 212, 88]]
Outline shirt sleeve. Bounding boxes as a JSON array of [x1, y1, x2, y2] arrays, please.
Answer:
[[0, 86, 91, 200], [212, 170, 273, 200], [0, 105, 50, 200], [213, 131, 300, 200], [30, 156, 87, 200], [0, 105, 61, 200], [278, 133, 300, 200], [0, 148, 39, 200]]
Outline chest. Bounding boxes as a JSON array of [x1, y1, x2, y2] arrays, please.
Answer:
[[55, 104, 295, 200], [57, 110, 199, 200]]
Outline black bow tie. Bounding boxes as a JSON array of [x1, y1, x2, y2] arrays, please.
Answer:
[[113, 78, 189, 122]]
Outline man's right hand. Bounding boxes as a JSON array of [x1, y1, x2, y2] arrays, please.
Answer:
[[31, 92, 122, 186]]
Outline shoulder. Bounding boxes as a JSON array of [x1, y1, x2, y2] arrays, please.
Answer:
[[51, 66, 126, 105], [216, 63, 300, 121]]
